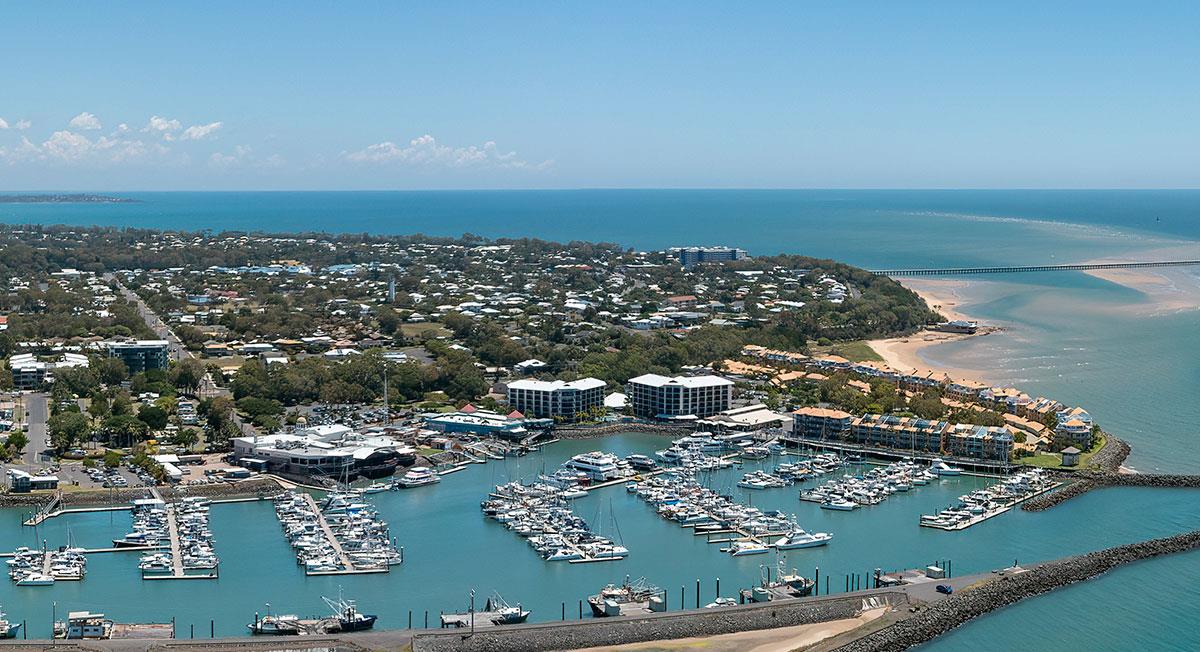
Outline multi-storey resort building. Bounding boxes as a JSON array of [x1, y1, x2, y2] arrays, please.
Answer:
[[505, 378, 606, 422], [626, 373, 733, 419]]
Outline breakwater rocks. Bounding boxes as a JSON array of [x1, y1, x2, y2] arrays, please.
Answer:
[[553, 422, 694, 439], [0, 492, 54, 508], [161, 478, 283, 501], [835, 530, 1200, 652], [412, 593, 902, 652], [1023, 471, 1200, 512], [1090, 435, 1131, 472]]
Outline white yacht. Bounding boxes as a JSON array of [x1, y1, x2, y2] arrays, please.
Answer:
[[726, 540, 771, 556], [561, 451, 623, 482], [773, 528, 833, 549], [929, 459, 963, 476], [396, 467, 440, 488]]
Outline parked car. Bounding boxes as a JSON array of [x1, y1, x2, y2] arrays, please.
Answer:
[[935, 585, 953, 595]]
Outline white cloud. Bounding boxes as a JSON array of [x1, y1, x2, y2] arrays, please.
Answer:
[[144, 115, 182, 140], [16, 120, 31, 130], [343, 134, 551, 171], [209, 145, 284, 170], [0, 118, 8, 129], [68, 112, 102, 130], [181, 121, 223, 141], [0, 129, 167, 166]]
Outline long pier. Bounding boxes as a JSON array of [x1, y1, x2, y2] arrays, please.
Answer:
[[871, 259, 1200, 277]]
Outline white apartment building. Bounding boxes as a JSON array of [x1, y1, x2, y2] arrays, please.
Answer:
[[626, 373, 733, 419], [506, 377, 606, 422]]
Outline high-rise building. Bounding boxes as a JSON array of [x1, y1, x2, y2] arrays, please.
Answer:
[[626, 373, 733, 419], [506, 378, 606, 422], [670, 246, 749, 268], [105, 340, 170, 373]]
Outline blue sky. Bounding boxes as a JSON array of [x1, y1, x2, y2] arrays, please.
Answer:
[[2, 2, 1198, 190]]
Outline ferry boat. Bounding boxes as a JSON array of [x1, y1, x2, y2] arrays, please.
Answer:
[[562, 451, 623, 482], [395, 466, 441, 488], [323, 592, 377, 632], [361, 482, 391, 494], [0, 606, 20, 639], [248, 605, 301, 635], [587, 577, 662, 617], [929, 459, 963, 476], [773, 528, 833, 549]]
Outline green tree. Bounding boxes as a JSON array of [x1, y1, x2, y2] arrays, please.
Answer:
[[4, 431, 29, 455], [48, 411, 90, 451], [95, 357, 129, 386], [137, 405, 169, 430]]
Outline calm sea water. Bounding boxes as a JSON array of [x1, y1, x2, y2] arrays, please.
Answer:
[[2, 190, 1199, 647]]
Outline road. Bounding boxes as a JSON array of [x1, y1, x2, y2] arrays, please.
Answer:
[[107, 275, 256, 439], [22, 392, 49, 466]]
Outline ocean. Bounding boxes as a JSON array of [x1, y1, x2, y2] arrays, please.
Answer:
[[2, 189, 1199, 648]]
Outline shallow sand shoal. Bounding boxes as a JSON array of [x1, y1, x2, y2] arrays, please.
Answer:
[[572, 607, 888, 652]]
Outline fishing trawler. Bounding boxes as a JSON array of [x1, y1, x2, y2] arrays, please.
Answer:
[[323, 592, 377, 632]]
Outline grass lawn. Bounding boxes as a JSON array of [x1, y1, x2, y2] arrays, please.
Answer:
[[1018, 434, 1106, 470], [818, 341, 884, 363], [415, 447, 444, 458]]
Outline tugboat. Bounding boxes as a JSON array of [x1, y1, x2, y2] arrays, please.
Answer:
[[323, 592, 377, 632], [0, 605, 21, 639], [587, 576, 663, 617], [247, 604, 301, 635]]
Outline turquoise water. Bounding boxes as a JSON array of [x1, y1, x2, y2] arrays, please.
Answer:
[[2, 434, 1198, 640], [2, 190, 1199, 647]]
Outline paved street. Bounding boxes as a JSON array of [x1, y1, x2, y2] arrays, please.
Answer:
[[22, 392, 49, 466]]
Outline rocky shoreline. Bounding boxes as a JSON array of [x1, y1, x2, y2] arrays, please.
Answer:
[[834, 530, 1200, 652], [551, 422, 695, 439], [1023, 472, 1200, 512], [0, 478, 285, 510], [412, 592, 899, 652]]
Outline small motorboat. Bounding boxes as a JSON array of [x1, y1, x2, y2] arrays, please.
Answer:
[[247, 605, 301, 635]]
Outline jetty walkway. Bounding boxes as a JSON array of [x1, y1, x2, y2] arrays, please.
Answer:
[[870, 259, 1200, 277]]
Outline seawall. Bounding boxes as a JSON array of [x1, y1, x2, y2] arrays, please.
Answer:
[[834, 530, 1200, 652], [552, 422, 695, 439], [411, 592, 905, 652], [1022, 472, 1200, 512]]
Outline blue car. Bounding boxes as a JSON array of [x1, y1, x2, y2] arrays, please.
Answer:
[[936, 584, 953, 595]]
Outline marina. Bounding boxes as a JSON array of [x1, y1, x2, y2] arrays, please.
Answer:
[[919, 469, 1061, 531], [0, 433, 1195, 639], [272, 490, 399, 576], [800, 459, 942, 511]]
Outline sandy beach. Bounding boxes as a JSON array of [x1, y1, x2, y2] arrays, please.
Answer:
[[1080, 243, 1200, 314], [867, 278, 991, 382], [574, 607, 888, 652]]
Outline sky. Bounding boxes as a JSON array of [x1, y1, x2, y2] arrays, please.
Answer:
[[2, 2, 1199, 190]]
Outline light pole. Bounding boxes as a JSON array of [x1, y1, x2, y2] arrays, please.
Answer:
[[51, 600, 56, 644], [469, 589, 475, 636]]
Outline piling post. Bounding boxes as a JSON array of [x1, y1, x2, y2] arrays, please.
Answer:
[[716, 577, 720, 598], [680, 586, 685, 609], [814, 567, 820, 596], [845, 575, 849, 593], [424, 610, 428, 628], [579, 600, 583, 619], [211, 620, 214, 638], [190, 624, 194, 639], [695, 579, 700, 608], [561, 603, 565, 621], [825, 576, 829, 595], [408, 610, 412, 629]]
